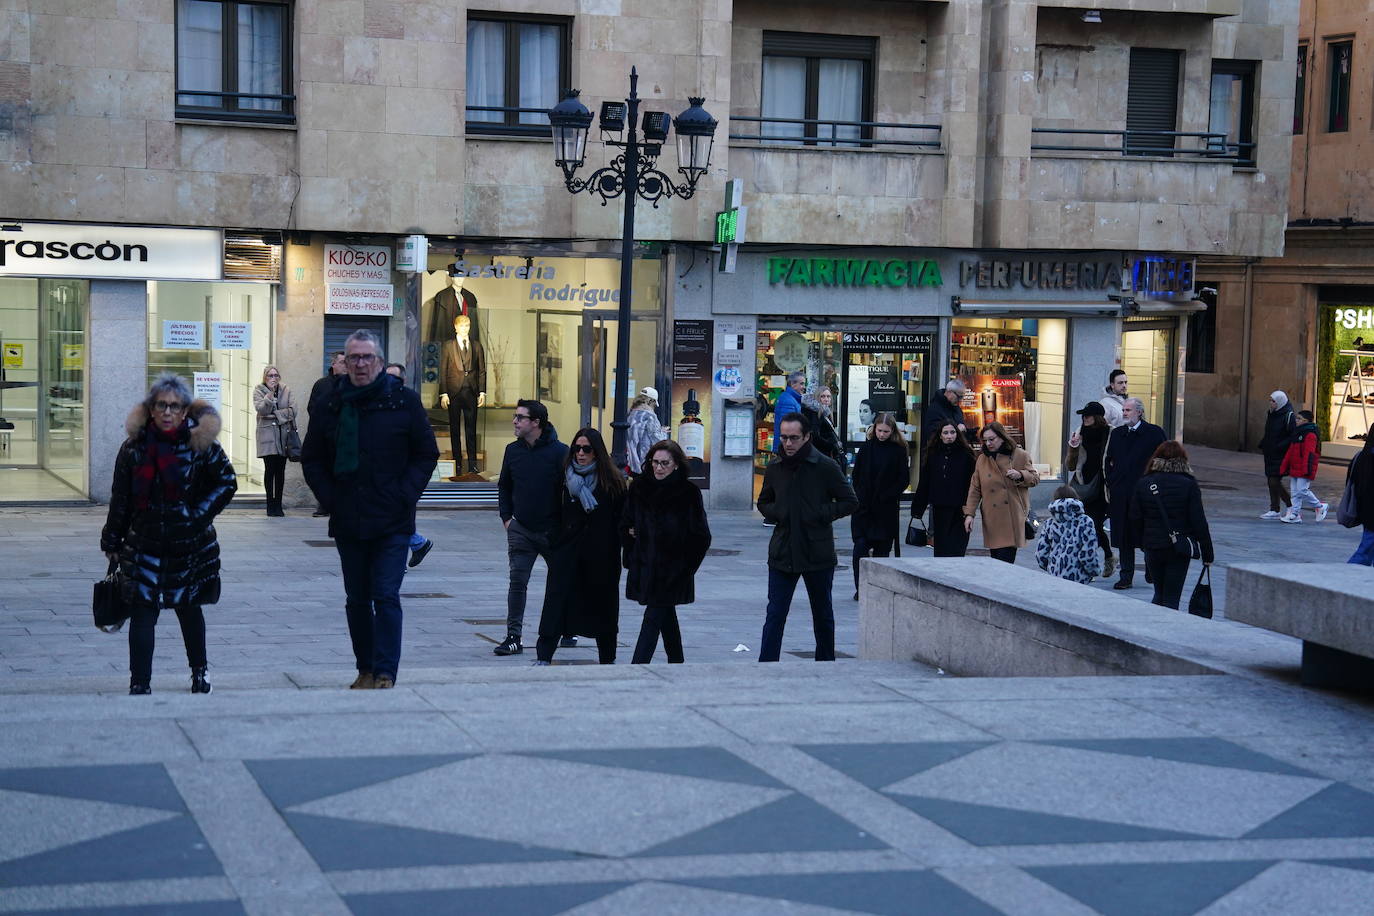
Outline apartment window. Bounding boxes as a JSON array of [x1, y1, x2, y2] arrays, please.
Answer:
[[1327, 40, 1352, 132], [1126, 48, 1181, 156], [1294, 44, 1307, 134], [175, 0, 292, 123], [761, 32, 875, 147], [1185, 284, 1217, 375], [466, 14, 569, 135], [1208, 61, 1256, 166]]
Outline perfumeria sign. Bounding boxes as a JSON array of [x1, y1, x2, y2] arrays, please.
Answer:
[[0, 223, 223, 280]]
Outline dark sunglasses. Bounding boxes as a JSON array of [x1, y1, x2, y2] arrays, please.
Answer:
[[572, 444, 595, 454]]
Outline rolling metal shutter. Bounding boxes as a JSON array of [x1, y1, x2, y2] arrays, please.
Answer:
[[323, 317, 388, 375], [1127, 48, 1181, 155]]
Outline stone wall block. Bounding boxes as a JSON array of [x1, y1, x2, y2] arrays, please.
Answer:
[[116, 70, 170, 121], [384, 87, 455, 136], [303, 34, 347, 83], [0, 10, 31, 63], [418, 40, 464, 90], [832, 153, 886, 198], [145, 119, 177, 170], [301, 83, 387, 132], [1091, 201, 1138, 248], [305, 0, 365, 37], [178, 126, 227, 172], [135, 21, 172, 71], [122, 168, 174, 222], [403, 1, 459, 42]]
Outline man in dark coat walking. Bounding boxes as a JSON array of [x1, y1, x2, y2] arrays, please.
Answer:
[[757, 411, 859, 662], [495, 399, 569, 655], [1103, 397, 1167, 589], [923, 378, 972, 443], [302, 330, 439, 689]]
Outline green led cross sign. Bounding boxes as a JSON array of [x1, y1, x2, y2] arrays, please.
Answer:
[[716, 208, 740, 245]]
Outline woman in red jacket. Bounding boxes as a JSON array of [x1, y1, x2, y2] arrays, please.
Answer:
[[1279, 410, 1328, 524]]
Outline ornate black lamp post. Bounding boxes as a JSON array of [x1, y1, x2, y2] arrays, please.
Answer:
[[548, 69, 717, 469]]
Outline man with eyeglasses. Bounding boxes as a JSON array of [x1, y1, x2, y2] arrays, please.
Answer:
[[757, 411, 858, 663], [495, 398, 568, 655], [301, 330, 438, 689]]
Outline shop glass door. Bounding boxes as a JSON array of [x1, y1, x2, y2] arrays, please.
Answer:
[[0, 277, 88, 500], [581, 310, 660, 438], [1121, 319, 1177, 437]]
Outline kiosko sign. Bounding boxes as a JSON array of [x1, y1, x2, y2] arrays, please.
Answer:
[[0, 223, 222, 280], [325, 244, 392, 283]]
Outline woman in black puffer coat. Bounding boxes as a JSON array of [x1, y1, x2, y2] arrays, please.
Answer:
[[1257, 390, 1296, 518], [849, 413, 910, 599], [101, 373, 237, 695], [1129, 441, 1215, 610], [620, 440, 711, 663], [912, 420, 977, 557]]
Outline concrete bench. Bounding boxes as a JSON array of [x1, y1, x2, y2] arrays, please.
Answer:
[[1227, 563, 1374, 690], [858, 557, 1299, 680]]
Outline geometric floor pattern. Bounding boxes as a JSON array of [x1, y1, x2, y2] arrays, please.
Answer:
[[5, 740, 1374, 913]]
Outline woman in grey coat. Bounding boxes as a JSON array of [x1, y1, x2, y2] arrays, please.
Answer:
[[253, 365, 297, 517]]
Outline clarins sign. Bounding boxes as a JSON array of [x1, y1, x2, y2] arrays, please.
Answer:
[[0, 223, 223, 280]]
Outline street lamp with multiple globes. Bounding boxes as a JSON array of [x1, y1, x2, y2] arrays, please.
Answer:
[[547, 68, 717, 469]]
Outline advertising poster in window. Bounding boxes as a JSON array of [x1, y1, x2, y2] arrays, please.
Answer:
[[960, 376, 1026, 447], [672, 320, 713, 489]]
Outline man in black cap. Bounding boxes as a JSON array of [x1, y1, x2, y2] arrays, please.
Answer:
[[1103, 397, 1167, 589], [1065, 401, 1114, 577]]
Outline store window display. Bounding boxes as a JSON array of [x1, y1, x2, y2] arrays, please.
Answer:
[[949, 317, 1065, 477], [437, 313, 486, 476], [1318, 303, 1374, 457]]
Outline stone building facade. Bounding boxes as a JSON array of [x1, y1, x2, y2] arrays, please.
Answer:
[[0, 0, 1297, 507]]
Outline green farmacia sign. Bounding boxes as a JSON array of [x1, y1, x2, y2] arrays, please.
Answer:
[[767, 257, 943, 288]]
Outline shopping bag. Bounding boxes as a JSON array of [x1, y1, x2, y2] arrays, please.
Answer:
[[1187, 565, 1213, 619]]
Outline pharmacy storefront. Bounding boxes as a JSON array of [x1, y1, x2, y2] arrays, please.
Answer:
[[676, 247, 1134, 509], [0, 222, 279, 503]]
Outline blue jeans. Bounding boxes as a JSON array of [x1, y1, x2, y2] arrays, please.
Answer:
[[334, 534, 409, 678], [1350, 527, 1374, 566], [409, 532, 427, 550], [760, 566, 836, 662]]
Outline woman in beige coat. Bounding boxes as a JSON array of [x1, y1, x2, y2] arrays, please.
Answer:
[[963, 421, 1040, 563], [253, 366, 297, 517]]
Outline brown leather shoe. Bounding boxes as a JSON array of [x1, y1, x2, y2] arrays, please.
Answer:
[[349, 672, 374, 689], [373, 674, 395, 689]]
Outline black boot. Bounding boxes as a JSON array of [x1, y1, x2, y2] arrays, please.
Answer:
[[129, 681, 151, 695], [265, 499, 274, 517], [191, 666, 212, 694], [269, 499, 285, 517]]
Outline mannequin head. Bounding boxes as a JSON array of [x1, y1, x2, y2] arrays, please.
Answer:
[[444, 273, 456, 289], [453, 314, 471, 338]]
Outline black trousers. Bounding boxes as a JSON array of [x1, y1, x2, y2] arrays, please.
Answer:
[[262, 455, 286, 502], [930, 505, 970, 557], [536, 634, 617, 664], [128, 603, 206, 685], [632, 605, 683, 663], [1266, 475, 1292, 512], [1083, 496, 1112, 556], [1144, 548, 1192, 609], [989, 546, 1017, 564], [852, 536, 893, 592], [446, 389, 480, 470]]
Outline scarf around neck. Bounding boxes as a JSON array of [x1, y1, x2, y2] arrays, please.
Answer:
[[780, 440, 813, 468], [334, 374, 387, 476], [134, 420, 187, 510], [566, 461, 599, 513]]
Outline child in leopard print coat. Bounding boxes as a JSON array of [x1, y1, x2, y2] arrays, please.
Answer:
[[1035, 485, 1104, 584]]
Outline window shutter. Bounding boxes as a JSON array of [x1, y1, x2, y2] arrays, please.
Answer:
[[223, 232, 282, 281], [1127, 48, 1181, 154], [323, 317, 389, 375], [763, 31, 875, 59]]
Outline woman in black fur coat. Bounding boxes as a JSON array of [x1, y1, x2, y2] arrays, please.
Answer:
[[620, 440, 712, 663]]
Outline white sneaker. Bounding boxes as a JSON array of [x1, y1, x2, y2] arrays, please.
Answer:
[[1315, 503, 1329, 522], [1260, 510, 1282, 520], [1280, 511, 1302, 524]]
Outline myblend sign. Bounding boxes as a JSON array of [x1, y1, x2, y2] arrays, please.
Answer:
[[0, 223, 222, 280]]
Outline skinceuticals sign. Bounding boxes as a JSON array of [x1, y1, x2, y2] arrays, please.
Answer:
[[0, 223, 222, 280]]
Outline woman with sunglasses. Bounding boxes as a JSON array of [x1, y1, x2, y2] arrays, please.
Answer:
[[621, 440, 712, 663], [534, 428, 627, 664], [253, 365, 297, 517], [101, 372, 237, 694], [963, 421, 1040, 563]]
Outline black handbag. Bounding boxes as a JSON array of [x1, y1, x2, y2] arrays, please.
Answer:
[[280, 421, 303, 462], [1188, 565, 1213, 618], [1024, 509, 1040, 540], [906, 513, 929, 548], [92, 559, 129, 632], [1070, 473, 1102, 504], [1148, 483, 1201, 560]]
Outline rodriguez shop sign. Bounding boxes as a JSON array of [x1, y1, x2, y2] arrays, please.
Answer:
[[0, 223, 222, 280]]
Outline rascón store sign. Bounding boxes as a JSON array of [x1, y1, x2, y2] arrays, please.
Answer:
[[325, 244, 394, 316], [0, 223, 222, 280]]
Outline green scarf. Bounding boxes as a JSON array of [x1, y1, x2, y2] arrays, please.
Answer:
[[334, 374, 386, 475]]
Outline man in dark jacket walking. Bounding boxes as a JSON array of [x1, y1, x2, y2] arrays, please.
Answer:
[[495, 399, 569, 655], [1104, 397, 1167, 590], [923, 378, 971, 443], [302, 331, 438, 690], [757, 412, 859, 662]]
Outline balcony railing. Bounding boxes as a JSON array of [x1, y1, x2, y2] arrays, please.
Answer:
[[1031, 128, 1255, 166], [465, 105, 553, 137], [175, 89, 296, 123], [729, 115, 942, 150]]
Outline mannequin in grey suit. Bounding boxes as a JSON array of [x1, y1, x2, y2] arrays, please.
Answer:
[[438, 314, 486, 473]]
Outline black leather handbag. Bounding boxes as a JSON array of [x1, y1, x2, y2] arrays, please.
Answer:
[[92, 560, 129, 632], [1024, 509, 1040, 540], [1188, 565, 1213, 618], [905, 515, 929, 548]]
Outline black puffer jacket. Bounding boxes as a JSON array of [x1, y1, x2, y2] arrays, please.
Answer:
[[621, 466, 711, 606], [498, 423, 569, 533], [301, 373, 439, 541], [1258, 402, 1296, 476], [1128, 459, 1215, 563], [100, 401, 237, 609], [850, 437, 910, 541]]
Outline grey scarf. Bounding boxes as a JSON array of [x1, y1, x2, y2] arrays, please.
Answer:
[[566, 461, 599, 513]]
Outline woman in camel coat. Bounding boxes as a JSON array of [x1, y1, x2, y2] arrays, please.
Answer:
[[963, 421, 1040, 563]]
